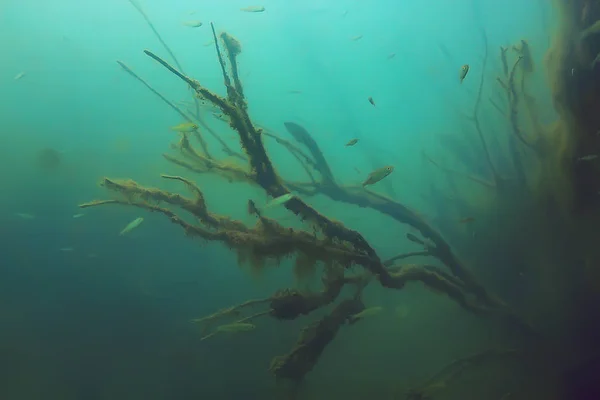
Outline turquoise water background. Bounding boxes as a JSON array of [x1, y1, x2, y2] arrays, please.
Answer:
[[0, 0, 556, 398]]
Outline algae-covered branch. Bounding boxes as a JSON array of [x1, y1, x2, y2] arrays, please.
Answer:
[[81, 22, 526, 389]]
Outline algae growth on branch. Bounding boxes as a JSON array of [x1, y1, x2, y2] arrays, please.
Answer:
[[81, 25, 529, 386], [141, 24, 382, 265]]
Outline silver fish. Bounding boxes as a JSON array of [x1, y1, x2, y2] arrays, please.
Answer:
[[182, 20, 202, 28], [578, 154, 598, 162], [200, 322, 256, 341], [241, 6, 265, 12], [348, 306, 383, 324], [591, 53, 600, 69], [351, 306, 383, 319], [264, 194, 295, 209], [16, 213, 35, 219], [212, 112, 228, 122], [119, 217, 144, 236], [580, 19, 600, 42]]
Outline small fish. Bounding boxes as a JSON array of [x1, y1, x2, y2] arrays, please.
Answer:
[[119, 217, 144, 236], [459, 217, 475, 224], [212, 112, 228, 122], [59, 247, 74, 252], [264, 193, 295, 209], [15, 213, 35, 219], [578, 154, 598, 162], [200, 322, 256, 341], [591, 53, 600, 69], [348, 306, 383, 324], [368, 96, 376, 106], [362, 166, 394, 186], [579, 19, 600, 41], [218, 322, 255, 332], [73, 213, 85, 218], [459, 64, 470, 83], [387, 53, 396, 60], [287, 90, 302, 94], [182, 20, 203, 28], [203, 40, 213, 47], [241, 6, 265, 12], [345, 138, 359, 147], [170, 122, 198, 132], [350, 35, 363, 41], [14, 72, 26, 80], [353, 167, 361, 174], [175, 99, 195, 107]]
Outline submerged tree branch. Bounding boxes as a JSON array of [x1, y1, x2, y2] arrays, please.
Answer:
[[470, 29, 501, 184], [84, 25, 531, 386], [422, 151, 496, 189]]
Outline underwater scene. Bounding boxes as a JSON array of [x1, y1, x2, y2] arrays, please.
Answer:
[[3, 0, 600, 399]]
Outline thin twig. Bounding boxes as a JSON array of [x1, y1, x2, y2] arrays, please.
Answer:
[[210, 22, 232, 88], [126, 0, 202, 119], [471, 29, 500, 184], [507, 56, 534, 148], [423, 151, 496, 188], [116, 60, 212, 157]]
